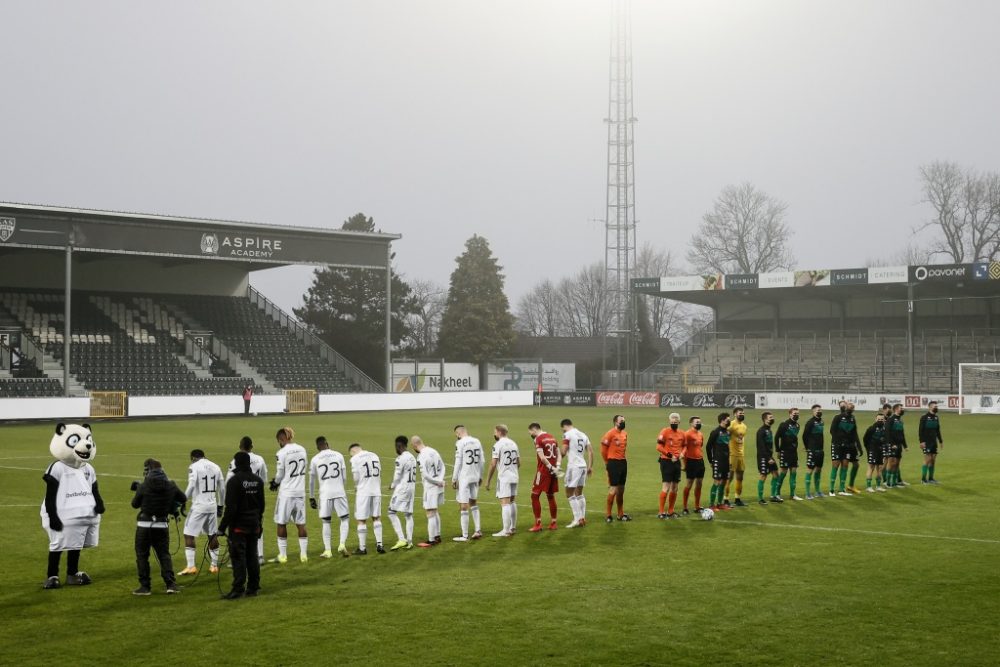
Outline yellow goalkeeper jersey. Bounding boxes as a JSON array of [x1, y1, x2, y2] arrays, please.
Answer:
[[728, 420, 748, 457]]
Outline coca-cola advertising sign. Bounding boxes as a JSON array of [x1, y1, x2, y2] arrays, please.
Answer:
[[595, 391, 660, 407]]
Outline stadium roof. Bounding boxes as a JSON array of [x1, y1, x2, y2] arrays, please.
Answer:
[[0, 202, 399, 269], [633, 263, 1000, 307]]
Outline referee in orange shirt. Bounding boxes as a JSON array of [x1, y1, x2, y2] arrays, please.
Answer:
[[656, 412, 686, 519], [601, 414, 631, 522]]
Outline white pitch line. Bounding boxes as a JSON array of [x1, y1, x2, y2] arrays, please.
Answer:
[[714, 518, 1000, 545]]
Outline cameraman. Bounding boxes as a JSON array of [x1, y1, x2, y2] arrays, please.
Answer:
[[130, 459, 186, 596], [218, 451, 265, 599]]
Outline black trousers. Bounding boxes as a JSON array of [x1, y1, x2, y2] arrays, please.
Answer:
[[244, 398, 251, 415], [228, 529, 260, 593], [135, 526, 174, 587]]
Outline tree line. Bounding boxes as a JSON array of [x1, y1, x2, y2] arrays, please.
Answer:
[[295, 161, 997, 383]]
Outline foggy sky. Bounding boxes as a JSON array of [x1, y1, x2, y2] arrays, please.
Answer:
[[2, 1, 999, 315]]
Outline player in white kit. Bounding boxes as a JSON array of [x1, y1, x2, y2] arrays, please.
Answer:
[[412, 436, 445, 548], [269, 427, 309, 564], [349, 443, 385, 555], [180, 450, 225, 575], [560, 418, 594, 528], [388, 435, 417, 551], [451, 425, 485, 542], [309, 436, 350, 558], [226, 436, 268, 564], [485, 424, 520, 537]]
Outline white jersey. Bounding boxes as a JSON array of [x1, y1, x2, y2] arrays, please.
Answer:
[[492, 437, 520, 483], [226, 451, 267, 483], [418, 446, 445, 489], [391, 450, 417, 493], [452, 436, 485, 484], [275, 443, 308, 498], [186, 458, 224, 512], [351, 450, 382, 498], [309, 449, 348, 500], [562, 428, 591, 469], [41, 460, 98, 525]]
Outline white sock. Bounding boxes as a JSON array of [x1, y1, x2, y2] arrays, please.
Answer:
[[277, 537, 288, 558], [373, 520, 383, 546], [510, 501, 518, 529], [357, 524, 368, 550], [185, 547, 196, 569], [322, 521, 332, 551], [405, 513, 414, 542], [501, 504, 511, 532], [257, 537, 263, 559], [471, 505, 481, 531], [209, 548, 219, 567], [427, 516, 435, 540], [433, 514, 441, 539], [572, 496, 582, 520], [460, 509, 470, 537], [298, 537, 308, 555], [339, 517, 350, 548], [579, 495, 586, 518], [388, 512, 404, 541]]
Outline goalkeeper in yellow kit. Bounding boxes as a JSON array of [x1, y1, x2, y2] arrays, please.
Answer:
[[725, 407, 749, 507]]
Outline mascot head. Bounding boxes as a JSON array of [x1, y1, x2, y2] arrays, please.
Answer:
[[50, 423, 95, 468]]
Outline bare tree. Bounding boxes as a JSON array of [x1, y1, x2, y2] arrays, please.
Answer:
[[514, 280, 562, 337], [402, 279, 446, 355], [558, 262, 612, 337], [635, 242, 686, 342], [918, 161, 1000, 262], [865, 242, 931, 267], [689, 182, 793, 274]]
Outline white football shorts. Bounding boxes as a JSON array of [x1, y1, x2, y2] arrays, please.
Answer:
[[565, 466, 587, 488], [496, 481, 518, 499], [355, 495, 382, 521], [455, 481, 479, 504], [318, 496, 349, 520], [183, 509, 218, 537], [422, 486, 445, 510], [274, 496, 306, 525], [388, 488, 415, 514]]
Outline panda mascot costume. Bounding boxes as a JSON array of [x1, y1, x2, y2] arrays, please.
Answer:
[[41, 423, 105, 589]]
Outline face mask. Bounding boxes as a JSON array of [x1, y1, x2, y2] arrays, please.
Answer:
[[670, 423, 678, 430], [931, 408, 938, 414], [617, 421, 625, 430], [494, 435, 500, 441], [816, 411, 823, 418], [840, 406, 847, 413], [899, 410, 905, 416], [736, 415, 745, 422], [791, 415, 799, 422], [846, 409, 853, 415], [694, 423, 702, 431], [766, 419, 774, 426]]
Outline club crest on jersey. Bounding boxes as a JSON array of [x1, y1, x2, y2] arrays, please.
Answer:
[[0, 217, 15, 242]]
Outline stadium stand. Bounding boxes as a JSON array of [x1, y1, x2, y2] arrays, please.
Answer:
[[0, 289, 361, 396], [648, 328, 1000, 393]]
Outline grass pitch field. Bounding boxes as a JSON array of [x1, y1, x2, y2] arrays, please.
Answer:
[[1, 406, 998, 666]]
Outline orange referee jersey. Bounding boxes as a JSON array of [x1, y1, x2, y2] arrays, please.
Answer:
[[684, 428, 704, 460], [657, 427, 685, 459], [601, 428, 628, 462]]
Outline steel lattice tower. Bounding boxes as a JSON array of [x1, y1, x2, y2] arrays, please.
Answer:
[[604, 0, 637, 375]]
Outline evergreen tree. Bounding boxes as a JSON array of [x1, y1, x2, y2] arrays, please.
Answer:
[[294, 213, 415, 385], [438, 235, 515, 364]]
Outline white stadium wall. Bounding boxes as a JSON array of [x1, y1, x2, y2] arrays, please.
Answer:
[[0, 397, 90, 421], [318, 391, 535, 413], [128, 394, 287, 417]]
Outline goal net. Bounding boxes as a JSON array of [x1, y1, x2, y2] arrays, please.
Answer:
[[958, 363, 1000, 414]]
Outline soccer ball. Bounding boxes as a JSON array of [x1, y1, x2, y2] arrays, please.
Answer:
[[701, 508, 715, 521], [252, 412, 258, 417]]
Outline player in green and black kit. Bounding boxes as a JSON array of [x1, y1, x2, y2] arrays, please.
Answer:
[[885, 404, 907, 488], [919, 401, 943, 484], [706, 413, 732, 511], [755, 412, 781, 504], [774, 408, 802, 501], [829, 402, 862, 496], [863, 413, 888, 492], [801, 404, 825, 500]]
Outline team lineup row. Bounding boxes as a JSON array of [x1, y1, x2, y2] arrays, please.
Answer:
[[174, 400, 944, 577]]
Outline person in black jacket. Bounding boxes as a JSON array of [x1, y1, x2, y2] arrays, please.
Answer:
[[219, 451, 265, 599], [918, 401, 943, 484], [130, 459, 186, 596]]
